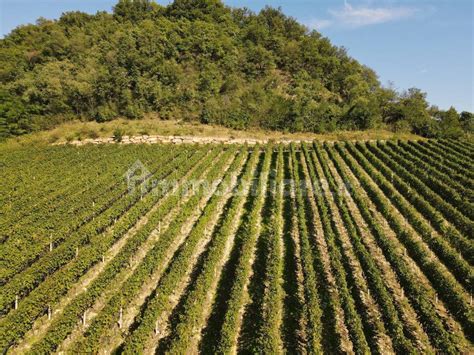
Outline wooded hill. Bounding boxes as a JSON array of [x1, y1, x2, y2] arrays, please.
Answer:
[[0, 0, 472, 138]]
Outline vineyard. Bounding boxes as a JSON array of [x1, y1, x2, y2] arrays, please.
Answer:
[[0, 139, 473, 354]]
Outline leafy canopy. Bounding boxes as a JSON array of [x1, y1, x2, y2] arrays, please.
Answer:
[[0, 0, 470, 138]]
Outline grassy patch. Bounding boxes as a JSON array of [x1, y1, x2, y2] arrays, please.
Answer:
[[0, 114, 424, 149]]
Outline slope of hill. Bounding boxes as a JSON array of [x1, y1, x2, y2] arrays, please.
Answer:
[[1, 140, 473, 353], [0, 0, 471, 139], [0, 117, 423, 148]]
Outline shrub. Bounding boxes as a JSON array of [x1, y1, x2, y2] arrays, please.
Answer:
[[86, 129, 99, 139], [393, 120, 411, 133], [123, 105, 144, 119], [113, 128, 124, 142], [95, 105, 117, 123]]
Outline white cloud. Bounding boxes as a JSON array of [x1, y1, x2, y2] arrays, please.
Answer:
[[331, 2, 418, 27], [308, 19, 333, 30], [310, 1, 419, 30]]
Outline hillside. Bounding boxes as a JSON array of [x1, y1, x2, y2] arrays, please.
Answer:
[[0, 117, 423, 148], [0, 0, 472, 139], [1, 140, 473, 353]]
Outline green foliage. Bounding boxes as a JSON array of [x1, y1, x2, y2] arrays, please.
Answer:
[[123, 103, 144, 119], [396, 89, 433, 135], [95, 104, 118, 122], [166, 0, 228, 22], [19, 148, 213, 354], [1, 141, 472, 353], [0, 0, 469, 138], [113, 0, 162, 22], [343, 98, 380, 130], [0, 89, 40, 135], [112, 128, 124, 142], [122, 146, 240, 354], [342, 142, 474, 345], [332, 142, 463, 352], [437, 107, 464, 138], [460, 111, 474, 133]]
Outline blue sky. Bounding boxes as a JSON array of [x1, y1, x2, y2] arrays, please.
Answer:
[[1, 0, 473, 112]]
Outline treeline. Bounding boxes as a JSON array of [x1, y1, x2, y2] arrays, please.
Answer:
[[0, 0, 472, 138]]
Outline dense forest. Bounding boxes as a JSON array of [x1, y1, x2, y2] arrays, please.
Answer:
[[0, 0, 472, 138]]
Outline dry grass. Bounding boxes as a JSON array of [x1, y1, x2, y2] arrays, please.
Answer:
[[1, 115, 424, 149]]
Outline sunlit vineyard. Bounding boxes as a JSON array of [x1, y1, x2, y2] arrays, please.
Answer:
[[0, 139, 473, 354]]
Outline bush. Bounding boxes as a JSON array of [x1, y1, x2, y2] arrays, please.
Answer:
[[113, 128, 124, 142], [0, 1, 469, 138], [95, 105, 117, 123], [393, 120, 411, 133], [86, 130, 99, 139], [199, 108, 211, 124], [0, 117, 8, 139], [123, 104, 144, 119]]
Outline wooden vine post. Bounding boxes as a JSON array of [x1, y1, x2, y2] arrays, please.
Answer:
[[118, 307, 123, 329]]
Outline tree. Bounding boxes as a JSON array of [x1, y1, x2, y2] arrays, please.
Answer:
[[198, 63, 223, 98], [0, 0, 465, 137], [59, 11, 94, 27], [397, 88, 434, 136], [0, 116, 8, 139], [344, 98, 380, 130], [243, 45, 275, 78], [166, 0, 228, 22], [0, 89, 40, 136], [460, 111, 473, 133], [438, 107, 463, 138], [113, 0, 161, 22]]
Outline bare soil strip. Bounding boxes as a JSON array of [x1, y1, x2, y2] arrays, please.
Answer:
[[355, 145, 471, 301], [10, 148, 212, 354], [138, 151, 247, 354], [61, 149, 232, 353], [337, 146, 471, 350], [158, 150, 260, 353], [324, 147, 432, 352], [57, 151, 223, 353], [226, 149, 272, 355], [298, 149, 355, 354], [280, 151, 308, 353]]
